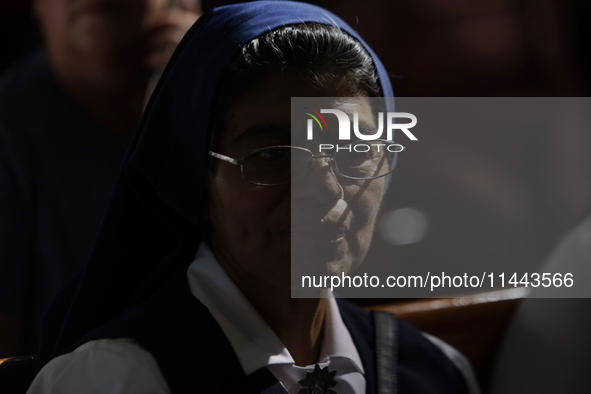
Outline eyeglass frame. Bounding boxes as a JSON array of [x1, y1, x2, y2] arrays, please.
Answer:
[[208, 140, 398, 187]]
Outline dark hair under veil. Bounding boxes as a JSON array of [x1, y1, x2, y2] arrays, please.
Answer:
[[35, 2, 467, 393]]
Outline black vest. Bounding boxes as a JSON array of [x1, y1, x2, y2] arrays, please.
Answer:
[[77, 268, 470, 394]]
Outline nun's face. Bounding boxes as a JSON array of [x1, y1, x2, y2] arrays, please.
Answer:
[[208, 75, 386, 292]]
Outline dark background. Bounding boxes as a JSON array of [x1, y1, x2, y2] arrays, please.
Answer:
[[2, 0, 591, 290]]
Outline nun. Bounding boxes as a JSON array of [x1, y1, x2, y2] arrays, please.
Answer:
[[28, 2, 479, 393]]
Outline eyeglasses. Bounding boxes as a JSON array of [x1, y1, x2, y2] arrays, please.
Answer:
[[209, 139, 399, 186]]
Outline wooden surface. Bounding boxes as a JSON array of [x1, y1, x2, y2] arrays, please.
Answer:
[[366, 288, 527, 390]]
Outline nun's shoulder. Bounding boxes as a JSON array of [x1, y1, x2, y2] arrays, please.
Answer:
[[26, 338, 170, 394]]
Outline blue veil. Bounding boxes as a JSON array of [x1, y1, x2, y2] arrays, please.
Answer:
[[38, 0, 394, 373]]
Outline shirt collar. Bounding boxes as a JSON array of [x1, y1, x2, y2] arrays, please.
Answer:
[[186, 242, 364, 375]]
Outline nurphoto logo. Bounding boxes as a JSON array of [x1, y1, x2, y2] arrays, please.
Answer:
[[302, 107, 417, 153]]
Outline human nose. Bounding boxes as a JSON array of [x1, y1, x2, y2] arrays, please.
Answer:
[[291, 156, 344, 203]]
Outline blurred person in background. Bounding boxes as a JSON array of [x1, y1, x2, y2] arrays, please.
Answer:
[[0, 0, 200, 357], [489, 212, 591, 394]]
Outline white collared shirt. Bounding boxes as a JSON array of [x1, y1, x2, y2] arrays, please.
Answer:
[[187, 243, 365, 394], [27, 243, 366, 394]]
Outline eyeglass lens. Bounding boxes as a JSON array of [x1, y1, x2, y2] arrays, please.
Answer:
[[241, 143, 397, 185]]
